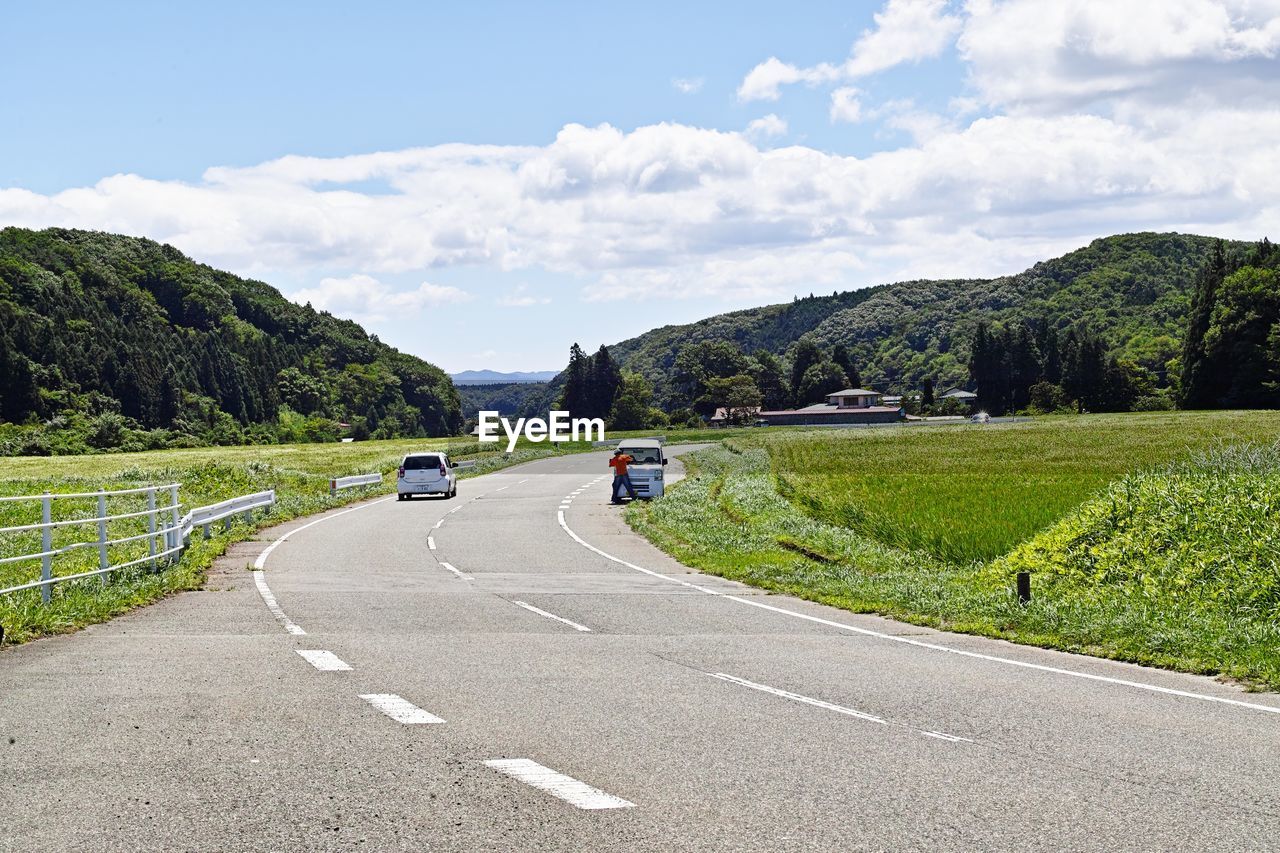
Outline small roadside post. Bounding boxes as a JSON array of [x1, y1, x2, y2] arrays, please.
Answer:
[[1016, 571, 1032, 605]]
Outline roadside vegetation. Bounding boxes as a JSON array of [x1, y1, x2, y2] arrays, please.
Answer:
[[628, 411, 1280, 689]]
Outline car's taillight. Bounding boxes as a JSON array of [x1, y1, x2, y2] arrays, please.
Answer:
[[439, 465, 447, 476], [398, 467, 405, 477]]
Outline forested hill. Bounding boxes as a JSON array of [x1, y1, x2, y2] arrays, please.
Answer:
[[535, 232, 1237, 411], [0, 228, 462, 454]]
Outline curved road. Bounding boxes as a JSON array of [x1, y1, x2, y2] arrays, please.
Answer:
[[3, 447, 1280, 851]]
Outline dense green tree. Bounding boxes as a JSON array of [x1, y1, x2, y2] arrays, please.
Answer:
[[586, 345, 623, 420], [796, 360, 848, 406], [789, 337, 824, 405], [558, 343, 591, 416], [831, 343, 861, 389], [702, 374, 763, 424], [609, 372, 656, 430], [1180, 240, 1229, 408], [749, 349, 790, 410]]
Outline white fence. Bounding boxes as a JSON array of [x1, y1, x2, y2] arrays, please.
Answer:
[[329, 473, 382, 495], [0, 485, 276, 603]]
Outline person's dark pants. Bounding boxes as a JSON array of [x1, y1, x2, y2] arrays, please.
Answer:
[[612, 473, 636, 503]]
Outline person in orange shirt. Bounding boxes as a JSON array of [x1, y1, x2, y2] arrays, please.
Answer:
[[608, 449, 636, 504]]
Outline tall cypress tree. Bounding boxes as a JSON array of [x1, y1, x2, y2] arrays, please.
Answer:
[[831, 344, 861, 388], [587, 345, 622, 419], [789, 338, 823, 405], [559, 343, 591, 415], [1180, 240, 1227, 408]]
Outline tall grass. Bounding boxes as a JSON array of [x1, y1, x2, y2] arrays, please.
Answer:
[[766, 411, 1280, 563]]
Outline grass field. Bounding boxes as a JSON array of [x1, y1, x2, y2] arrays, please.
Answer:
[[769, 411, 1280, 563], [628, 411, 1280, 689]]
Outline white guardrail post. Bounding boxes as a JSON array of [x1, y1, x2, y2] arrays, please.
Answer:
[[169, 484, 181, 564], [40, 492, 52, 604], [146, 488, 158, 573], [97, 490, 109, 586]]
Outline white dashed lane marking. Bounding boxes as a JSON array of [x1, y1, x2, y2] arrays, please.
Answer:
[[512, 600, 592, 632], [427, 536, 436, 550], [360, 693, 445, 724], [296, 650, 352, 671], [483, 759, 634, 810]]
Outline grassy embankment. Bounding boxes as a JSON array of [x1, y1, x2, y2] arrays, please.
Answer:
[[0, 425, 749, 645], [627, 412, 1280, 690]]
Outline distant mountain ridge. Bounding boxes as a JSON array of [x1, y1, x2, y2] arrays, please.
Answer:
[[525, 232, 1242, 414], [451, 370, 557, 385]]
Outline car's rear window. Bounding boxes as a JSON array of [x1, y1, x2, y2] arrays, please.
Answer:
[[403, 455, 442, 470]]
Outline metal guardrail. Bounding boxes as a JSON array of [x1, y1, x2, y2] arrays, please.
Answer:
[[329, 473, 382, 495], [454, 460, 477, 470], [188, 490, 277, 539], [0, 485, 276, 603]]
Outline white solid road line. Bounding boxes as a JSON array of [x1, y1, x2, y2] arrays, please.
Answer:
[[427, 536, 436, 550], [439, 561, 473, 581], [253, 496, 394, 569], [512, 600, 592, 632], [360, 693, 445, 724], [710, 673, 886, 724], [252, 570, 306, 636], [296, 650, 352, 671], [556, 509, 1280, 718], [709, 672, 974, 744], [483, 759, 634, 810]]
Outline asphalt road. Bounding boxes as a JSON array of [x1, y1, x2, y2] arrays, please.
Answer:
[[3, 446, 1279, 851]]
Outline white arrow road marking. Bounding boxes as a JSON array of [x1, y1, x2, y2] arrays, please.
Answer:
[[439, 561, 473, 581], [512, 600, 592, 632], [252, 570, 306, 636], [360, 694, 445, 724], [296, 650, 352, 671], [483, 759, 634, 810], [557, 508, 1280, 718]]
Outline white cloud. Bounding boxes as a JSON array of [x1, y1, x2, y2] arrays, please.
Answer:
[[737, 57, 840, 102], [672, 77, 704, 94], [843, 0, 963, 76], [497, 284, 551, 307], [4, 0, 1280, 315], [745, 114, 788, 138], [830, 87, 863, 123], [290, 274, 471, 323], [737, 0, 961, 101], [958, 0, 1280, 111]]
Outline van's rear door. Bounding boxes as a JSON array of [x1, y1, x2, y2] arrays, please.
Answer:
[[402, 455, 444, 486]]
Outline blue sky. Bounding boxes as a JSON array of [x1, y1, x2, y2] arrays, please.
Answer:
[[3, 1, 1277, 372]]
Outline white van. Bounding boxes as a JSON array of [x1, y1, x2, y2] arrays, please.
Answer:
[[397, 452, 457, 500], [616, 439, 667, 499]]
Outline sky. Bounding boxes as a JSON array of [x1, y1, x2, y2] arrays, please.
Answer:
[[2, 0, 1278, 373]]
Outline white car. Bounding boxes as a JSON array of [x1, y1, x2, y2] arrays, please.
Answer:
[[616, 439, 667, 499], [397, 452, 457, 500]]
